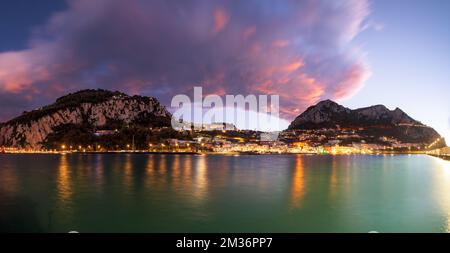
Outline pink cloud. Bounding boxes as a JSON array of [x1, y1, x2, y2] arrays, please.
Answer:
[[0, 0, 371, 125], [279, 60, 305, 73], [213, 7, 230, 34], [272, 39, 290, 48]]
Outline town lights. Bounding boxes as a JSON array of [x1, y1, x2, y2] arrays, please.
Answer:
[[61, 144, 66, 149]]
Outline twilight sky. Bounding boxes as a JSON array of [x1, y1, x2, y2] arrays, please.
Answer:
[[0, 0, 449, 140]]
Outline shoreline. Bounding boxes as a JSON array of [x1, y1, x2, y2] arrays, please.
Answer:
[[0, 151, 438, 156], [2, 151, 449, 161], [428, 154, 450, 161]]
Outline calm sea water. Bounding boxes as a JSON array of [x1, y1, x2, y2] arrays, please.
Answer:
[[0, 153, 449, 233]]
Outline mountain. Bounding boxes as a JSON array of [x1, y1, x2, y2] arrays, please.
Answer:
[[0, 89, 171, 149], [288, 100, 443, 144], [289, 100, 419, 128]]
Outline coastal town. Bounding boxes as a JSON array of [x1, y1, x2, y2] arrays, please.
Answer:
[[1, 123, 446, 156], [0, 90, 447, 156]]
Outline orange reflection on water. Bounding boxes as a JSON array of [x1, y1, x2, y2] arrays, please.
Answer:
[[330, 157, 338, 196], [144, 155, 207, 203], [171, 155, 181, 188], [145, 155, 164, 189], [183, 155, 193, 180], [159, 155, 167, 175], [169, 155, 196, 195], [146, 155, 176, 187], [123, 154, 133, 189], [173, 155, 180, 176], [0, 165, 18, 194], [145, 155, 155, 178], [175, 155, 194, 193], [57, 155, 72, 204], [290, 155, 305, 209], [193, 155, 208, 201], [94, 155, 105, 191]]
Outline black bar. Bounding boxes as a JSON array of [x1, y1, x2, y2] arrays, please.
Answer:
[[1, 233, 449, 252]]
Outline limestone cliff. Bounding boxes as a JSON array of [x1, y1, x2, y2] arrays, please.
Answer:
[[0, 89, 171, 149]]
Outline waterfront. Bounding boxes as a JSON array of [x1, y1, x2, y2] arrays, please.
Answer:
[[0, 154, 450, 233]]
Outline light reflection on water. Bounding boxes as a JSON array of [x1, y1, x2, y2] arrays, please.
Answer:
[[194, 155, 208, 202], [290, 155, 305, 210], [0, 161, 18, 195], [0, 154, 450, 232], [330, 157, 338, 197], [57, 155, 72, 206], [123, 154, 133, 193], [431, 157, 450, 232]]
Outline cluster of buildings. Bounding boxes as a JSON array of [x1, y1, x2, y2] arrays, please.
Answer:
[[279, 129, 425, 153], [427, 146, 450, 159], [1, 124, 434, 155], [160, 126, 425, 154]]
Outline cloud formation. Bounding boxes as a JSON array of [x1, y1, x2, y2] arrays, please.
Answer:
[[0, 0, 371, 122]]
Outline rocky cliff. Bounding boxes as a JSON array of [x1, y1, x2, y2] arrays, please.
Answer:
[[289, 100, 422, 128], [288, 99, 444, 144], [0, 89, 171, 149]]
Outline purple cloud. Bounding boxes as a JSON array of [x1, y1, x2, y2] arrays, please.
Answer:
[[0, 0, 371, 122]]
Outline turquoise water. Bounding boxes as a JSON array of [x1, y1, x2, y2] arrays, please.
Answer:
[[0, 154, 449, 233]]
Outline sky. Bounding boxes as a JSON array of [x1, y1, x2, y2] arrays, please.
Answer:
[[0, 0, 448, 141]]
